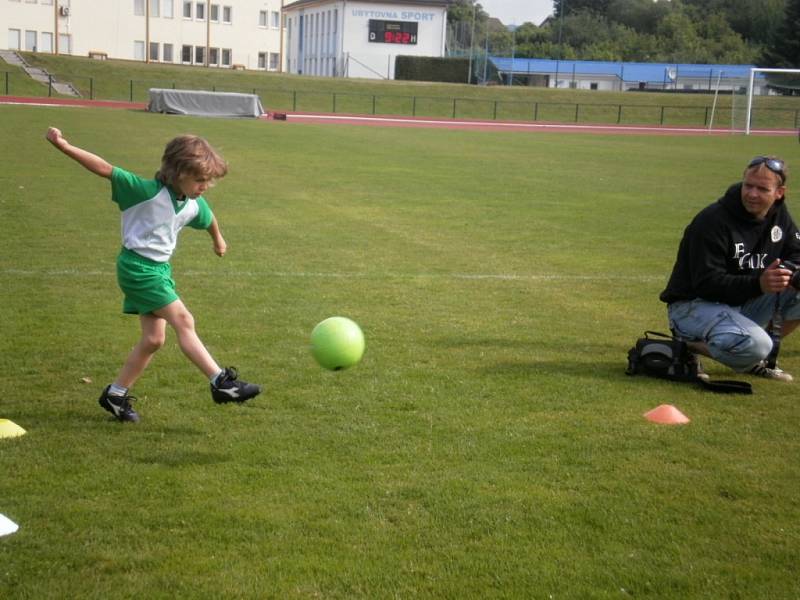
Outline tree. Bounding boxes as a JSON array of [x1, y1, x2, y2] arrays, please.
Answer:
[[607, 0, 675, 34], [447, 0, 490, 56], [682, 0, 786, 44], [656, 12, 704, 62], [762, 0, 800, 66], [554, 0, 611, 17]]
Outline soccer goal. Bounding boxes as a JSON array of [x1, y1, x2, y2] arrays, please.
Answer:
[[745, 68, 800, 135], [708, 70, 749, 133]]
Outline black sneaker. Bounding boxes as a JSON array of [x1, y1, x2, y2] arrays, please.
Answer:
[[211, 367, 261, 404], [98, 386, 140, 423], [748, 360, 794, 382]]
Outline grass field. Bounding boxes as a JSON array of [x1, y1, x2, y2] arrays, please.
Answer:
[[1, 104, 799, 598], [5, 52, 800, 129]]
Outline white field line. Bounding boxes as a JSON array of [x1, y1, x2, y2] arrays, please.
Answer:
[[2, 267, 663, 282], [0, 100, 86, 108]]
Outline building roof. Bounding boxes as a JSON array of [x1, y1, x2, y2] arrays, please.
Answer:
[[283, 0, 449, 10], [490, 58, 762, 82]]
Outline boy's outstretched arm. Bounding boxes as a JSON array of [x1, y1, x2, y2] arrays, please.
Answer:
[[46, 127, 113, 179], [208, 216, 227, 257]]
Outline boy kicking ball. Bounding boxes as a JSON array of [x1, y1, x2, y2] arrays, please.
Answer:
[[46, 127, 261, 422]]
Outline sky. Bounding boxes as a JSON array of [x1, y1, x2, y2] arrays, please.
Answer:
[[478, 0, 555, 26]]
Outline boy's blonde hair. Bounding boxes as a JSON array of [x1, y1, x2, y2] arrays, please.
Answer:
[[155, 135, 228, 187]]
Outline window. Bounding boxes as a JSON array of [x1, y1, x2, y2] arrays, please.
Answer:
[[134, 40, 145, 60], [149, 41, 159, 60], [42, 0, 53, 4], [209, 47, 219, 65], [195, 2, 204, 20], [41, 31, 53, 52], [194, 45, 205, 64], [210, 3, 218, 21], [134, 0, 144, 16], [590, 82, 598, 90], [25, 30, 37, 51], [222, 5, 231, 23], [181, 44, 192, 62], [258, 10, 267, 27], [8, 29, 21, 51], [182, 1, 191, 18], [221, 48, 231, 66], [258, 52, 266, 69], [163, 0, 173, 18], [150, 0, 159, 17], [271, 11, 280, 28], [163, 43, 173, 61], [58, 33, 70, 53], [269, 52, 279, 70]]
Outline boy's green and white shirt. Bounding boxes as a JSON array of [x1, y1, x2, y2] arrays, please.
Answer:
[[111, 166, 213, 263]]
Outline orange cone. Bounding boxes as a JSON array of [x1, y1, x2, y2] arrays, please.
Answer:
[[0, 419, 26, 439], [644, 404, 690, 425]]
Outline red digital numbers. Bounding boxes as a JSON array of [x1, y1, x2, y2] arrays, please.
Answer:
[[370, 20, 417, 45], [384, 31, 413, 44]]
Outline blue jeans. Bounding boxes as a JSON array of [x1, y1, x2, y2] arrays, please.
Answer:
[[668, 289, 800, 371]]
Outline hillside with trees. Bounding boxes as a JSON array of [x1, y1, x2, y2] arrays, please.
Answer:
[[447, 0, 799, 68]]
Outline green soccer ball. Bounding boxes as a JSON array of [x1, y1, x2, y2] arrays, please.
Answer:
[[310, 317, 365, 370]]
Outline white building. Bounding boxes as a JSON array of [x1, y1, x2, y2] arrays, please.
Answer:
[[2, 0, 284, 71], [282, 0, 448, 79]]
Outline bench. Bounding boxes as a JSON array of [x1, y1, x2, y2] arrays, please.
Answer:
[[148, 88, 264, 118], [231, 63, 245, 70], [88, 50, 108, 60]]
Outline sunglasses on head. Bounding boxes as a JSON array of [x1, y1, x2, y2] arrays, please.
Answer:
[[748, 156, 785, 184]]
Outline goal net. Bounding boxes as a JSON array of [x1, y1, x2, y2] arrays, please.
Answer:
[[745, 68, 800, 134]]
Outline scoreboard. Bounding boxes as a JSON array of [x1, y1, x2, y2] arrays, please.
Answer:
[[368, 19, 418, 45]]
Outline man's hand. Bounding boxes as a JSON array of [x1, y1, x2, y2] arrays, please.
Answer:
[[760, 259, 792, 293]]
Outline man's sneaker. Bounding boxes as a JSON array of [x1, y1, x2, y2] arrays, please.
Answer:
[[98, 386, 140, 422], [211, 367, 261, 404], [748, 361, 794, 382]]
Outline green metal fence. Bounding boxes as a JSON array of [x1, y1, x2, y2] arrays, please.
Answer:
[[3, 70, 799, 130]]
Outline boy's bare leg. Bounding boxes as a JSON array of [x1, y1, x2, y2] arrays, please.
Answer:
[[115, 314, 167, 389], [153, 299, 221, 379]]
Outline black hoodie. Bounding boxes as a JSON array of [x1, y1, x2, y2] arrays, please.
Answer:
[[660, 182, 800, 306]]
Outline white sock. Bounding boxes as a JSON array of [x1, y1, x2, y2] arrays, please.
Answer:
[[210, 370, 224, 386], [108, 383, 128, 397]]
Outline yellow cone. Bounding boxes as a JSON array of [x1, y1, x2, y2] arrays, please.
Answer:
[[0, 419, 26, 439]]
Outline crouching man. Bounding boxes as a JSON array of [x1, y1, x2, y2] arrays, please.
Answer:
[[661, 156, 798, 381]]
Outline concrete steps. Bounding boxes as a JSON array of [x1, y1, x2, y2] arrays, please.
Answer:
[[0, 50, 81, 97]]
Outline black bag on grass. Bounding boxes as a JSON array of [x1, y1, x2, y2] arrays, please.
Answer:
[[626, 331, 752, 394]]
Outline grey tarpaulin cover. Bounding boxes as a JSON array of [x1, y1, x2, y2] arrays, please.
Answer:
[[148, 88, 264, 118]]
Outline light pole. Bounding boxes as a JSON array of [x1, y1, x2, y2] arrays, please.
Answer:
[[467, 3, 476, 84], [508, 25, 516, 86], [556, 0, 566, 88]]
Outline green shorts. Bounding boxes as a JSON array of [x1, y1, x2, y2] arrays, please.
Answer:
[[116, 248, 179, 315]]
